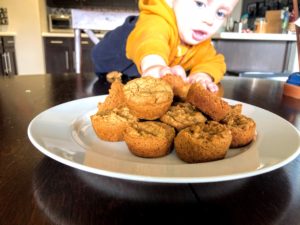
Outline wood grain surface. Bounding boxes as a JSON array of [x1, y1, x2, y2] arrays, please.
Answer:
[[1, 73, 300, 225]]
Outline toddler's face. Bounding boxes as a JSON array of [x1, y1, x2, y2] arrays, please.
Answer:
[[172, 0, 238, 45]]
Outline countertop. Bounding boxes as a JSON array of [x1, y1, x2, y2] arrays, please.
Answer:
[[42, 31, 297, 41], [0, 31, 17, 36], [213, 32, 297, 41], [42, 31, 106, 39], [1, 26, 297, 42]]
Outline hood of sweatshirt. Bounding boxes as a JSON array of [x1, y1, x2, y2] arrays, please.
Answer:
[[138, 0, 178, 32]]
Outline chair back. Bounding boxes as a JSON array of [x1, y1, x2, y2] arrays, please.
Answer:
[[71, 8, 138, 73]]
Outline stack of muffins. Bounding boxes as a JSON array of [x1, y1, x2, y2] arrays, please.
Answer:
[[91, 75, 256, 163]]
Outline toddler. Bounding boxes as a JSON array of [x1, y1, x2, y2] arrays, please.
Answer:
[[92, 0, 239, 92]]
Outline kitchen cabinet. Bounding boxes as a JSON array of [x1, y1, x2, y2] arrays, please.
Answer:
[[46, 0, 138, 9], [213, 37, 296, 74], [0, 36, 17, 76], [80, 39, 95, 73], [46, 0, 87, 8], [44, 37, 95, 74], [44, 37, 73, 74]]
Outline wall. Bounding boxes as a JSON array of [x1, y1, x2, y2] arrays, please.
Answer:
[[241, 0, 296, 16], [231, 0, 243, 22], [220, 1, 242, 32], [293, 49, 299, 72], [0, 0, 46, 75]]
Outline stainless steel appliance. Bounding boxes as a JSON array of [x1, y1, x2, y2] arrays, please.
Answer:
[[49, 14, 72, 33]]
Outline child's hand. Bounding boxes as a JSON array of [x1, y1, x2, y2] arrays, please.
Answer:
[[143, 65, 187, 81], [142, 65, 166, 78], [141, 55, 187, 80], [187, 73, 219, 92], [160, 65, 187, 81]]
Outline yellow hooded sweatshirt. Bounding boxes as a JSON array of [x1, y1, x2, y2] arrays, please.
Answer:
[[126, 0, 226, 83]]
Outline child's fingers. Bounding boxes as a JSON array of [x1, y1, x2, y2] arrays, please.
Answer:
[[188, 76, 218, 93], [201, 80, 218, 93], [159, 67, 173, 77], [206, 82, 219, 92], [142, 65, 165, 78], [170, 65, 187, 81], [187, 75, 204, 84], [143, 73, 161, 79], [186, 76, 197, 83]]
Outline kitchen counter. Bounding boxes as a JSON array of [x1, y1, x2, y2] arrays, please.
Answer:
[[213, 32, 297, 73], [42, 31, 106, 39], [42, 31, 297, 42], [42, 30, 298, 74], [213, 32, 297, 41], [0, 31, 17, 36]]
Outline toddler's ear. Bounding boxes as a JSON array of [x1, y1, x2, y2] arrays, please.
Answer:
[[165, 0, 173, 7]]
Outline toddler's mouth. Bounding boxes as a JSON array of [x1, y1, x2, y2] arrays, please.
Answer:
[[192, 30, 207, 42]]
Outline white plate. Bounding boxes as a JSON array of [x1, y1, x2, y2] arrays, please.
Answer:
[[28, 95, 300, 183]]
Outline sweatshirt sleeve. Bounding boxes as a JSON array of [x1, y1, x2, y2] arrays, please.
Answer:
[[189, 41, 226, 84], [126, 15, 172, 73]]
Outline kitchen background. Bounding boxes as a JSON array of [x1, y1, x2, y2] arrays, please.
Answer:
[[0, 0, 298, 76]]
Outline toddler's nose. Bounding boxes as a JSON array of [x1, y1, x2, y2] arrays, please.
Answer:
[[201, 10, 214, 26]]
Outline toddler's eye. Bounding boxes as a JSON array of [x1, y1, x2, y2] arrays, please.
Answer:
[[195, 1, 206, 8], [216, 10, 226, 19]]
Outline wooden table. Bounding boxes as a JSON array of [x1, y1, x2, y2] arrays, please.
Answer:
[[1, 73, 300, 225]]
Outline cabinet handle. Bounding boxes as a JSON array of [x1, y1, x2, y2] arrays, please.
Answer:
[[73, 51, 76, 71], [81, 41, 89, 45], [50, 40, 63, 44], [7, 40, 14, 44], [2, 53, 8, 74], [6, 52, 12, 74], [65, 51, 69, 70]]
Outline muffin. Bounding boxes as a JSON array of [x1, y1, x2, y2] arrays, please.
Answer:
[[222, 103, 243, 121], [91, 106, 138, 142], [161, 74, 191, 101], [123, 77, 174, 120], [160, 102, 207, 131], [174, 121, 232, 163], [106, 71, 122, 83], [230, 104, 243, 115], [124, 121, 175, 158], [98, 79, 126, 112], [186, 83, 231, 121], [221, 114, 256, 148]]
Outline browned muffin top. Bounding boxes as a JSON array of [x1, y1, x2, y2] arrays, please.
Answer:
[[160, 102, 206, 130], [106, 71, 122, 83], [98, 80, 126, 112], [123, 77, 173, 104], [187, 121, 231, 140], [222, 114, 255, 130], [161, 74, 191, 100], [96, 107, 138, 124], [186, 83, 231, 121], [126, 121, 175, 139]]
